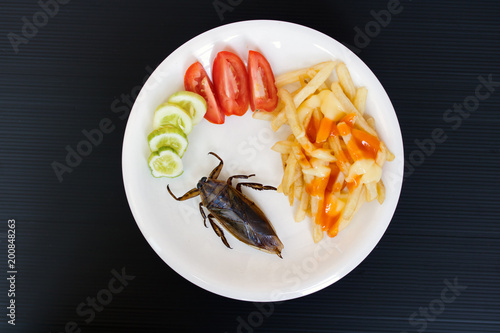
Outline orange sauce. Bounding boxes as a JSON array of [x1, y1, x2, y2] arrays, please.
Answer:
[[315, 117, 334, 143], [307, 163, 343, 235], [342, 113, 357, 126], [317, 192, 342, 236], [305, 176, 327, 197], [338, 113, 381, 161], [351, 129, 380, 160], [326, 216, 341, 237], [329, 124, 339, 137], [346, 175, 361, 192], [346, 139, 364, 160], [306, 115, 321, 143], [326, 164, 340, 192], [302, 111, 381, 239], [337, 122, 351, 136]]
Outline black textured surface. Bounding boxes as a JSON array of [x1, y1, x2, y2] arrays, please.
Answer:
[[1, 0, 499, 332]]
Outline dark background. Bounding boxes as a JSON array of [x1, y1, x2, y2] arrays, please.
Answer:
[[1, 0, 499, 332]]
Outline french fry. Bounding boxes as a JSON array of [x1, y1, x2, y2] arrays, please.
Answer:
[[376, 179, 386, 204], [306, 69, 329, 92], [275, 61, 337, 88], [288, 182, 295, 205], [271, 108, 287, 132], [341, 185, 363, 222], [281, 154, 297, 196], [301, 166, 330, 178], [375, 144, 387, 167], [293, 61, 337, 107], [276, 70, 309, 88], [279, 89, 316, 153], [331, 82, 378, 137], [384, 143, 395, 161], [303, 111, 313, 133], [294, 177, 303, 200], [252, 111, 275, 121], [353, 87, 368, 114], [356, 186, 367, 213], [338, 186, 366, 232], [313, 223, 324, 243], [292, 144, 312, 169], [302, 170, 314, 194], [328, 136, 351, 175], [292, 161, 302, 186], [364, 182, 378, 202], [366, 116, 375, 129], [295, 186, 309, 222], [312, 107, 323, 125], [271, 140, 294, 154], [306, 69, 318, 79], [298, 74, 309, 88], [297, 94, 321, 125], [310, 148, 336, 162], [336, 62, 356, 101], [265, 60, 394, 242], [252, 101, 283, 121], [280, 153, 288, 169]]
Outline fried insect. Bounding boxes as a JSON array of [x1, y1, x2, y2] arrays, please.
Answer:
[[167, 152, 284, 258]]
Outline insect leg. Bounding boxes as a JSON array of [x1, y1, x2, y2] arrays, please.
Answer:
[[199, 203, 208, 228], [167, 185, 200, 201], [208, 214, 231, 249], [236, 182, 277, 193], [227, 174, 255, 187], [208, 152, 224, 179]]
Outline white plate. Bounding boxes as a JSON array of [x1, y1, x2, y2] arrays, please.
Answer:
[[122, 20, 404, 301]]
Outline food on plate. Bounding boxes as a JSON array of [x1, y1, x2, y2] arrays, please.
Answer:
[[146, 91, 206, 178], [185, 50, 278, 122], [148, 146, 183, 178], [167, 91, 207, 125], [167, 152, 284, 258], [184, 62, 225, 124], [153, 103, 193, 134], [253, 60, 395, 242], [248, 50, 278, 112], [212, 51, 250, 116], [147, 125, 188, 157]]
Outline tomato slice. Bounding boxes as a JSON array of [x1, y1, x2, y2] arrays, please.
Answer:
[[184, 61, 224, 124], [212, 51, 250, 116], [248, 50, 278, 112]]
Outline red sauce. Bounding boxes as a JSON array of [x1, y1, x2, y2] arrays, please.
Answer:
[[346, 175, 361, 192], [351, 129, 380, 160], [302, 111, 381, 238], [341, 113, 357, 127], [306, 116, 321, 143], [306, 175, 328, 197]]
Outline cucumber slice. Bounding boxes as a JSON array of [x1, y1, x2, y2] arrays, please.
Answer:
[[147, 125, 188, 157], [153, 103, 193, 134], [148, 147, 183, 178], [168, 91, 207, 125]]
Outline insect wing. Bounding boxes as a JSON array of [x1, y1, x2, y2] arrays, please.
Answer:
[[207, 186, 283, 256]]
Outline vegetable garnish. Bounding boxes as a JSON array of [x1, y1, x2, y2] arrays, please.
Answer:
[[153, 103, 193, 135], [184, 62, 225, 124], [248, 50, 278, 112], [147, 125, 188, 157], [147, 91, 207, 178], [168, 91, 207, 125], [148, 147, 184, 178], [212, 51, 250, 116], [253, 61, 395, 242]]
